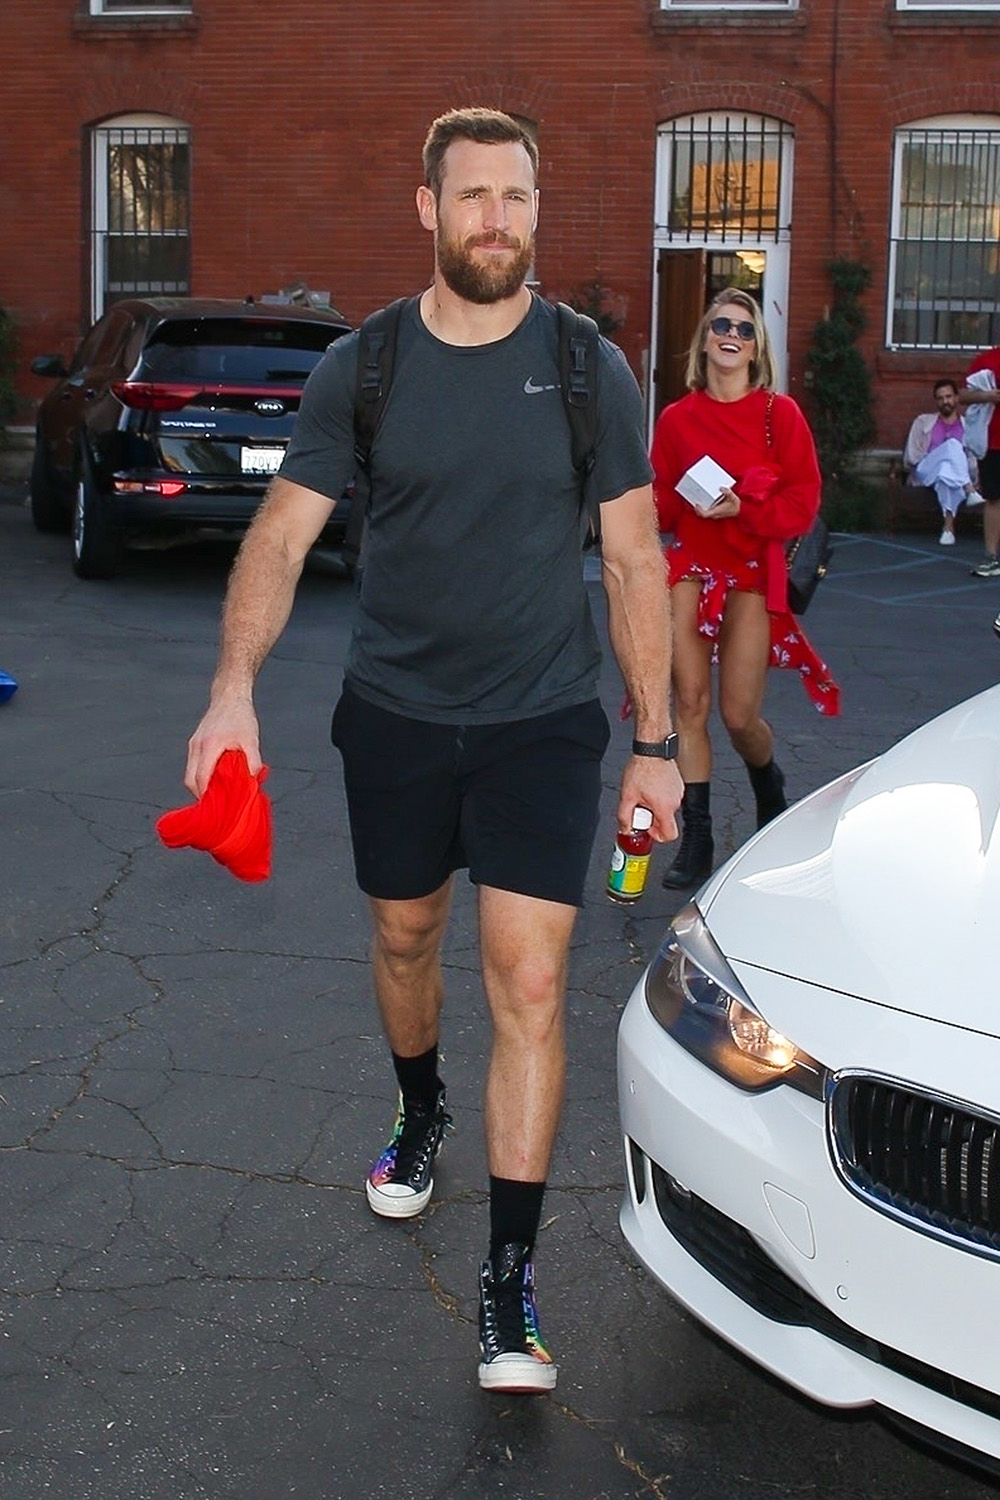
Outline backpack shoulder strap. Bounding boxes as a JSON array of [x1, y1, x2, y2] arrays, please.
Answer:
[[555, 302, 601, 547], [344, 297, 410, 568], [353, 297, 410, 469]]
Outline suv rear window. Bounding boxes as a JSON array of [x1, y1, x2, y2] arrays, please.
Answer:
[[139, 318, 348, 384]]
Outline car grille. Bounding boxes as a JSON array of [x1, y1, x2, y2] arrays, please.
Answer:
[[829, 1076, 1000, 1258], [645, 1157, 1000, 1426]]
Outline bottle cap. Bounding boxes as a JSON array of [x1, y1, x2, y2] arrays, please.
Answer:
[[632, 806, 653, 831]]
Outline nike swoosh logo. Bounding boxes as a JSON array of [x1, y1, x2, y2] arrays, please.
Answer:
[[524, 377, 559, 395]]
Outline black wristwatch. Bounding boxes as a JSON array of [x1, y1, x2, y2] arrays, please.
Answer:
[[632, 734, 679, 760]]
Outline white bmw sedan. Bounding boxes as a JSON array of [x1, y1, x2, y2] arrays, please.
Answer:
[[619, 684, 1000, 1472]]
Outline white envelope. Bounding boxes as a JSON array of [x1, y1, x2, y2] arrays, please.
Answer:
[[675, 455, 736, 512]]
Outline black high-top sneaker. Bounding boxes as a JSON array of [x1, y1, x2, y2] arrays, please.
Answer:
[[478, 1242, 557, 1393], [365, 1087, 451, 1218]]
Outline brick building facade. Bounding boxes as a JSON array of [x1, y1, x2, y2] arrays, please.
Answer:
[[5, 0, 1000, 456]]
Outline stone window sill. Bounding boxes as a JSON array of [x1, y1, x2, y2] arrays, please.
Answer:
[[650, 9, 807, 32], [888, 7, 1000, 29], [73, 11, 200, 38]]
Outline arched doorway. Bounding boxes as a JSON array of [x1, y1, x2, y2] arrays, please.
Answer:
[[652, 112, 793, 420]]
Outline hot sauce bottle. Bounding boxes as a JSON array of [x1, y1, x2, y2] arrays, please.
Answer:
[[607, 806, 655, 904]]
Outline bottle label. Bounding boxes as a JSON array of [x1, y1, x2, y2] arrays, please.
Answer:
[[607, 849, 652, 898]]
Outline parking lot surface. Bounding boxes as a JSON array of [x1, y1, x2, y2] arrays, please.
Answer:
[[2, 485, 999, 1500]]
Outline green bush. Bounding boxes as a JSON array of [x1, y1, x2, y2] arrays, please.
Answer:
[[806, 259, 876, 483], [565, 279, 626, 338], [821, 475, 889, 533]]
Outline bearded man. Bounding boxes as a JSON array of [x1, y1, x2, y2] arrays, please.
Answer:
[[183, 107, 681, 1393]]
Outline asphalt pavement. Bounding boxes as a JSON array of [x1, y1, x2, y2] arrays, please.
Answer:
[[2, 481, 1000, 1500]]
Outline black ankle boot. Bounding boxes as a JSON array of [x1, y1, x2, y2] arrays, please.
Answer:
[[662, 783, 714, 890], [746, 758, 786, 829]]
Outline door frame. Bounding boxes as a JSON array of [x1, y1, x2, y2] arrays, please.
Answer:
[[650, 114, 794, 430]]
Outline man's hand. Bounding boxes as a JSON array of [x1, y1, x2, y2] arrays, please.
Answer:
[[618, 756, 683, 845], [185, 693, 262, 798]]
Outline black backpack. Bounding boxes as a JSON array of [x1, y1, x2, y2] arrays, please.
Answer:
[[344, 296, 601, 570]]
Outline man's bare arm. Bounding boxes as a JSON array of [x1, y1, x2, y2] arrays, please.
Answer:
[[185, 476, 336, 796], [600, 484, 682, 844]]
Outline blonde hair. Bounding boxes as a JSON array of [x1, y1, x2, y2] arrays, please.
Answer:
[[685, 288, 776, 392]]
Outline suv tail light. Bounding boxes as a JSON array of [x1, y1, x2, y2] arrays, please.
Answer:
[[111, 381, 305, 411], [111, 381, 202, 411], [114, 479, 188, 497]]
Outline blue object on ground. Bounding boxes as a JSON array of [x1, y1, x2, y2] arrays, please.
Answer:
[[0, 669, 18, 703]]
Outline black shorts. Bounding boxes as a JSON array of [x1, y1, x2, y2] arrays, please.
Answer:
[[330, 687, 610, 906], [978, 449, 1000, 502]]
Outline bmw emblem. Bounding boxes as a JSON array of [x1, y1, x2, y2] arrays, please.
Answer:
[[254, 398, 285, 416]]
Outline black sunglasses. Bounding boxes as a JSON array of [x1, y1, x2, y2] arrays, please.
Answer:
[[708, 316, 756, 341]]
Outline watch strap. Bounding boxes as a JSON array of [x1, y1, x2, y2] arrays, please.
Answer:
[[632, 734, 679, 760]]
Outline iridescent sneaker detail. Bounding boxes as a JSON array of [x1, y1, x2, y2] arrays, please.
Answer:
[[478, 1242, 557, 1393], [365, 1087, 451, 1219]]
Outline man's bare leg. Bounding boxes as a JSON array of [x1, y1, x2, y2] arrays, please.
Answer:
[[475, 884, 578, 1393], [478, 885, 577, 1181], [369, 880, 453, 1056], [365, 880, 454, 1219]]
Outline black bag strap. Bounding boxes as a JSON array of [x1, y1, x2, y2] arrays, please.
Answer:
[[556, 301, 601, 547], [344, 296, 412, 567], [346, 295, 602, 566]]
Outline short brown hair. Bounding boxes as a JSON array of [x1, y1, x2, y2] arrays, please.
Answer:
[[685, 287, 777, 392], [422, 108, 539, 200]]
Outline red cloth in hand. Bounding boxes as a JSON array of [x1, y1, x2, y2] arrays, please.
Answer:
[[156, 749, 272, 882], [737, 463, 781, 507]]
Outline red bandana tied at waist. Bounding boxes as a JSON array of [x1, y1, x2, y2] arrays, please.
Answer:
[[668, 540, 841, 717]]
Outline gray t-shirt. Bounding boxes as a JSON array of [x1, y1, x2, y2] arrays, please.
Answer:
[[280, 294, 653, 723]]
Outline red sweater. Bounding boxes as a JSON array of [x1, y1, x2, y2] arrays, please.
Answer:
[[966, 346, 1000, 451], [651, 387, 821, 579]]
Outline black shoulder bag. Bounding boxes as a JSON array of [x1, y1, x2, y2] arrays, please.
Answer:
[[766, 391, 832, 615]]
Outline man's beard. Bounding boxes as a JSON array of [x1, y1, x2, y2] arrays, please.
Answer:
[[436, 228, 534, 305]]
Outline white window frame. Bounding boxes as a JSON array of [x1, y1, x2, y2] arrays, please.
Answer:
[[897, 0, 1000, 10], [89, 0, 190, 14], [660, 0, 796, 10], [653, 112, 794, 404], [887, 113, 1000, 351], [91, 113, 191, 321]]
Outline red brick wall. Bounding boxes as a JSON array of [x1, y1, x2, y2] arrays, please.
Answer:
[[5, 0, 1000, 451]]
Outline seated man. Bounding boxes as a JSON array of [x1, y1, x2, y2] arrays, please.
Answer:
[[904, 378, 980, 546]]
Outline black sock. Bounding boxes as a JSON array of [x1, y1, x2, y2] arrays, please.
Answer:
[[391, 1046, 442, 1113], [489, 1176, 546, 1257]]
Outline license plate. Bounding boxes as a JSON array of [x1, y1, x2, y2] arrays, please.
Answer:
[[241, 445, 285, 474]]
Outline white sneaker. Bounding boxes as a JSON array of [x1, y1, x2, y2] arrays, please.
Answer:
[[939, 529, 956, 545], [967, 490, 985, 507]]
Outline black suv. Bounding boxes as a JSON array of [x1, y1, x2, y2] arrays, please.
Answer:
[[30, 297, 352, 578]]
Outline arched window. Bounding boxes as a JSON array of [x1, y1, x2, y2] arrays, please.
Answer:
[[91, 113, 190, 319], [653, 113, 794, 405], [657, 112, 793, 244], [889, 116, 1000, 349]]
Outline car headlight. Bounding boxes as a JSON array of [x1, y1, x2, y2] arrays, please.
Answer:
[[644, 902, 825, 1098]]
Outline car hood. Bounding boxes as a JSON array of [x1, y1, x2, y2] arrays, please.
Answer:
[[699, 684, 1000, 1038]]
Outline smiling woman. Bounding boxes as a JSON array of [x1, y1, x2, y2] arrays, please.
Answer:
[[650, 285, 839, 890]]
